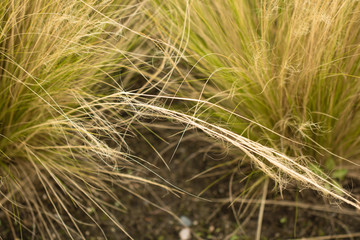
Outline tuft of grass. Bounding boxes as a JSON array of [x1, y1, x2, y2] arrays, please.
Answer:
[[148, 0, 360, 208], [0, 0, 174, 238], [2, 0, 360, 238]]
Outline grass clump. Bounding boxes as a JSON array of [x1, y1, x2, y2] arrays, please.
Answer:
[[0, 0, 165, 238], [148, 0, 360, 207], [2, 0, 360, 238]]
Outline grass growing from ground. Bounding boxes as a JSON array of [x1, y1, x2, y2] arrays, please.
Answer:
[[2, 0, 360, 239], [0, 1, 177, 238], [148, 0, 360, 214]]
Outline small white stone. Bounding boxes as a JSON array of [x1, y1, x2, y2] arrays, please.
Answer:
[[179, 228, 191, 240], [180, 216, 192, 227]]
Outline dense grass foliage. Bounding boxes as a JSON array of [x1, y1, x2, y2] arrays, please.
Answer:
[[1, 0, 360, 239], [0, 1, 162, 238], [149, 0, 360, 204]]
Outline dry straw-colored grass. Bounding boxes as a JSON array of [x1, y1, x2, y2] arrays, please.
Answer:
[[0, 0, 177, 239], [146, 0, 360, 209], [2, 0, 360, 239]]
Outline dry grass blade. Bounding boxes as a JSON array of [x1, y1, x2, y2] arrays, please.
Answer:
[[107, 93, 360, 210]]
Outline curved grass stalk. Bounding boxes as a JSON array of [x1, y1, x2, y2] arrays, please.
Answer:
[[80, 91, 360, 209]]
